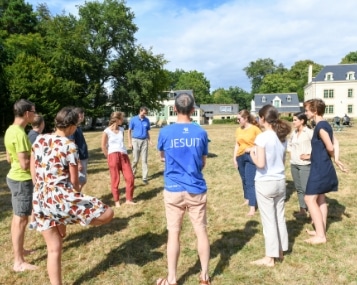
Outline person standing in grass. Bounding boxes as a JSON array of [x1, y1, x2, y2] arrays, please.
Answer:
[[68, 107, 89, 191], [128, 106, 152, 185], [5, 99, 38, 272], [233, 109, 261, 216], [30, 107, 114, 285], [101, 111, 135, 207], [157, 93, 211, 285], [28, 113, 46, 231], [287, 112, 313, 218], [250, 104, 291, 267], [303, 99, 346, 244]]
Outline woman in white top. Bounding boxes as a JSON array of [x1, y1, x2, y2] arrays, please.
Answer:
[[288, 112, 313, 217], [101, 112, 135, 207], [250, 105, 291, 267]]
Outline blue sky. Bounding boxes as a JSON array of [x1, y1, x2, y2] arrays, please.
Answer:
[[26, 0, 357, 92]]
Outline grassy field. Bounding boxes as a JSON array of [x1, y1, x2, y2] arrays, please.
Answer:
[[0, 124, 356, 285]]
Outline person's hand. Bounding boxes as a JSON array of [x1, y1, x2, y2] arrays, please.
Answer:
[[300, 154, 310, 161], [128, 143, 133, 149], [233, 158, 238, 168], [78, 161, 83, 171], [335, 160, 348, 172]]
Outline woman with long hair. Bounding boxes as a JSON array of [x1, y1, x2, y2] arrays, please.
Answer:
[[250, 105, 291, 267], [101, 111, 135, 207], [233, 109, 261, 216]]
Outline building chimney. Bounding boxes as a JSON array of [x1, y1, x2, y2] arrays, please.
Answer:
[[308, 65, 313, 83]]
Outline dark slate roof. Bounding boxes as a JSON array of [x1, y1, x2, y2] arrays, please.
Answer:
[[200, 104, 239, 117], [313, 64, 357, 82], [254, 93, 301, 113]]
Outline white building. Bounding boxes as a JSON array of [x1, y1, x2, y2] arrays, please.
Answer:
[[304, 64, 357, 119]]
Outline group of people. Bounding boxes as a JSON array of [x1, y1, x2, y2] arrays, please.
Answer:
[[233, 99, 346, 267], [4, 96, 346, 284]]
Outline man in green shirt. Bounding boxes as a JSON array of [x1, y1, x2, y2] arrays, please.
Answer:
[[5, 99, 38, 272]]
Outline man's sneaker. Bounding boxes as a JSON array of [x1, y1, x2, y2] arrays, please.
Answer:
[[28, 222, 37, 230]]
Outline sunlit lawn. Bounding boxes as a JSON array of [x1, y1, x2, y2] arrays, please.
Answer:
[[0, 124, 356, 285]]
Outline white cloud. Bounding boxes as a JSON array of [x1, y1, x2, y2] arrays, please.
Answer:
[[26, 0, 357, 91]]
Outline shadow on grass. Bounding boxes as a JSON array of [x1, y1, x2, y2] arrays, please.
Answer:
[[177, 220, 259, 283], [0, 187, 12, 221], [72, 230, 167, 285], [285, 180, 295, 203], [286, 195, 349, 253]]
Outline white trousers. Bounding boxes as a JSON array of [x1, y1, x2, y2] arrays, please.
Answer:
[[255, 179, 288, 257]]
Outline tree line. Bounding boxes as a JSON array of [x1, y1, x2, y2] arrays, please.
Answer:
[[1, 0, 356, 133]]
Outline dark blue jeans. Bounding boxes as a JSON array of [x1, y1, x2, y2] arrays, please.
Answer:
[[236, 153, 257, 207]]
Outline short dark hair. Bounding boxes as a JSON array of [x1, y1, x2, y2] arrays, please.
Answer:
[[175, 93, 194, 115], [140, 106, 148, 113], [55, 107, 79, 129], [13, 99, 35, 117], [293, 112, 308, 126]]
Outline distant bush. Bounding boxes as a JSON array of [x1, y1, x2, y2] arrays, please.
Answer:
[[280, 116, 293, 122], [212, 118, 237, 124]]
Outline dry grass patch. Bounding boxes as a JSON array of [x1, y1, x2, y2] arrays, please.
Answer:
[[0, 125, 356, 284]]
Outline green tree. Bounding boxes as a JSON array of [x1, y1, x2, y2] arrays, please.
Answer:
[[0, 0, 37, 35], [340, 51, 357, 64], [168, 70, 211, 104], [243, 58, 286, 94]]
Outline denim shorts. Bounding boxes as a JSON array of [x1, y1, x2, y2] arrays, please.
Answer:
[[6, 177, 33, 216]]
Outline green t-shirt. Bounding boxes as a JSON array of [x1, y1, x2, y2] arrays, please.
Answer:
[[4, 124, 32, 181]]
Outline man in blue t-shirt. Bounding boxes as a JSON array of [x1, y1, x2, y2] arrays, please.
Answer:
[[128, 106, 151, 184], [156, 93, 211, 285]]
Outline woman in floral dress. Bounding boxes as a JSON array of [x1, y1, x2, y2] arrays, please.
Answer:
[[30, 107, 113, 285]]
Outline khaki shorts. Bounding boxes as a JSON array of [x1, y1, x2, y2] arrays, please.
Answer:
[[164, 190, 207, 232]]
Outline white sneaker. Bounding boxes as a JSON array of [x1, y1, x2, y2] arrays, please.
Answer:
[[28, 222, 37, 230]]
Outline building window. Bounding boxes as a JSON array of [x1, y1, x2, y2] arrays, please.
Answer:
[[273, 99, 281, 108], [346, 72, 355, 80], [348, 89, 353, 98], [262, 96, 266, 103], [324, 72, 334, 81], [325, 105, 334, 114], [286, 95, 291, 102], [348, 105, 353, 113], [220, 106, 232, 112], [192, 109, 198, 116], [323, 89, 334, 98], [169, 106, 175, 116]]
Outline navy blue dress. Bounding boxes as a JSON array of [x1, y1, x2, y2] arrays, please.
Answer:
[[306, 121, 338, 195]]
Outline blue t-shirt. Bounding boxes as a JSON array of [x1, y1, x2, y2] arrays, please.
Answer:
[[129, 115, 151, 139], [157, 123, 208, 194], [68, 127, 89, 160]]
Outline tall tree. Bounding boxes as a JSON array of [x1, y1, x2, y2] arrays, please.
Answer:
[[168, 70, 211, 105], [340, 51, 357, 64], [0, 0, 37, 35], [243, 58, 286, 94], [77, 0, 137, 127]]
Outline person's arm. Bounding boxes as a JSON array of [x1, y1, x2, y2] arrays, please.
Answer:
[[6, 151, 11, 163], [319, 129, 334, 157], [147, 131, 153, 146], [18, 152, 30, 170], [202, 155, 207, 169], [69, 163, 80, 191], [159, 150, 165, 162], [101, 132, 109, 158], [233, 142, 239, 167], [332, 137, 347, 172], [30, 151, 36, 184], [128, 128, 133, 149], [250, 145, 265, 169]]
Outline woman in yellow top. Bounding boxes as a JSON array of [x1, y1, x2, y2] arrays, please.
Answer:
[[233, 110, 262, 216]]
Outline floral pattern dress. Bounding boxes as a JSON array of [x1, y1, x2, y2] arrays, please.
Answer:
[[32, 134, 108, 231]]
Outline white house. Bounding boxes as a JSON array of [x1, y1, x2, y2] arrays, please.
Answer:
[[304, 64, 357, 119]]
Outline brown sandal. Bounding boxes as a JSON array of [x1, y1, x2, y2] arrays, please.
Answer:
[[156, 277, 177, 285]]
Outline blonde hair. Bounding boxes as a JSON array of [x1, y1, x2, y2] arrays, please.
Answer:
[[108, 111, 124, 131], [238, 109, 260, 127]]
